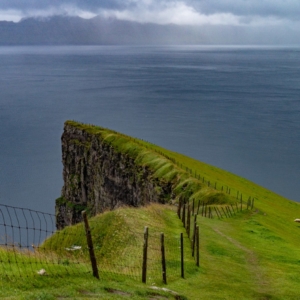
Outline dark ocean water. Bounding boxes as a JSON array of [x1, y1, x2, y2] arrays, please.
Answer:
[[0, 45, 299, 214]]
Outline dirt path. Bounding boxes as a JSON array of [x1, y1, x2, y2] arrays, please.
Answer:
[[213, 228, 270, 295]]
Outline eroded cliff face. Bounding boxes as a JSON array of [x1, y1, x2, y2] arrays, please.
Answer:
[[56, 123, 172, 229]]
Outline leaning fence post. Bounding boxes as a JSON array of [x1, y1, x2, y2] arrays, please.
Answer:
[[82, 211, 99, 279], [230, 204, 235, 214], [180, 233, 184, 279], [161, 233, 167, 284], [142, 226, 149, 283], [221, 207, 228, 218]]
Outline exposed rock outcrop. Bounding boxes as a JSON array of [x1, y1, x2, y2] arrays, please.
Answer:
[[55, 122, 173, 229]]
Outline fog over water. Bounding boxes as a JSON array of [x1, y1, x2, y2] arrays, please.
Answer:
[[0, 45, 299, 214]]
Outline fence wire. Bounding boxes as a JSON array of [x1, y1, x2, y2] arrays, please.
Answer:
[[0, 204, 91, 279], [0, 204, 196, 283]]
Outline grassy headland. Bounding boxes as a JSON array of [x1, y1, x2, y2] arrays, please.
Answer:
[[1, 121, 300, 299]]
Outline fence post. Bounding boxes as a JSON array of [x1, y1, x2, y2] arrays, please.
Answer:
[[192, 215, 197, 257], [180, 233, 184, 279], [221, 207, 228, 218], [182, 203, 186, 228], [187, 205, 191, 238], [251, 198, 255, 210], [196, 225, 200, 267], [161, 233, 167, 284], [142, 226, 149, 283], [192, 199, 195, 216], [82, 211, 99, 279], [217, 207, 223, 218], [197, 201, 201, 215], [177, 199, 182, 218], [230, 204, 235, 214], [214, 207, 220, 219], [226, 206, 232, 217]]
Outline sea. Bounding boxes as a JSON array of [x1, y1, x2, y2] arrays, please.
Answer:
[[0, 45, 299, 215]]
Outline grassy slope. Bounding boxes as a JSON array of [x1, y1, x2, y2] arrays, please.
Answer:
[[2, 121, 300, 299]]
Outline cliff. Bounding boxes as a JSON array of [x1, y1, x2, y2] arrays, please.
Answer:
[[56, 121, 230, 229]]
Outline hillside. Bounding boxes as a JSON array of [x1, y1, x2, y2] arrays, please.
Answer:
[[1, 121, 300, 299]]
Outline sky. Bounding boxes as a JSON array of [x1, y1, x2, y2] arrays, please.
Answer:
[[0, 0, 299, 30]]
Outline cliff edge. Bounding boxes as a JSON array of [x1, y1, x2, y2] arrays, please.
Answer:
[[56, 121, 230, 229]]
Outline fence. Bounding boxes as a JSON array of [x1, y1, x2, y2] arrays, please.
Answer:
[[177, 197, 255, 224], [131, 137, 258, 205], [0, 204, 198, 284]]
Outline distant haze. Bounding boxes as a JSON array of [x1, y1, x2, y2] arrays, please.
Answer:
[[0, 15, 300, 45]]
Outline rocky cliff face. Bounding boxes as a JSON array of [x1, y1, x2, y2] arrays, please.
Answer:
[[55, 123, 172, 229]]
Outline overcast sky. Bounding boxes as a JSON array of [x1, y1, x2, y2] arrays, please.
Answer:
[[0, 0, 299, 29]]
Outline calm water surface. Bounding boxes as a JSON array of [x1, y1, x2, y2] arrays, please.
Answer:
[[0, 45, 299, 214]]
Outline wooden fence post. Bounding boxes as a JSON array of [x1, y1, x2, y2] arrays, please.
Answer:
[[142, 226, 149, 283], [192, 199, 195, 216], [192, 215, 197, 257], [214, 207, 220, 219], [182, 203, 186, 228], [196, 225, 200, 267], [226, 206, 232, 217], [161, 233, 167, 284], [221, 207, 228, 218], [177, 199, 182, 218], [180, 233, 184, 279], [230, 204, 235, 214], [82, 211, 99, 279], [197, 201, 201, 215], [187, 205, 191, 238]]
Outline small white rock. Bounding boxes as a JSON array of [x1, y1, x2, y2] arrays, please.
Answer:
[[37, 269, 47, 275], [150, 286, 179, 296]]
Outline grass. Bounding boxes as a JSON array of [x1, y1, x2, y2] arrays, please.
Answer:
[[1, 121, 300, 299]]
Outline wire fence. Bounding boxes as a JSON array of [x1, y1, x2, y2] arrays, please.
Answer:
[[0, 204, 91, 279], [0, 204, 197, 283], [131, 137, 258, 205]]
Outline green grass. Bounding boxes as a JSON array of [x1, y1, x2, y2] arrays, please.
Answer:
[[1, 121, 300, 299]]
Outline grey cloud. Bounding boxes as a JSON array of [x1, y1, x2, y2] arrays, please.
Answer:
[[190, 0, 300, 20], [1, 0, 300, 23], [0, 0, 127, 10]]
